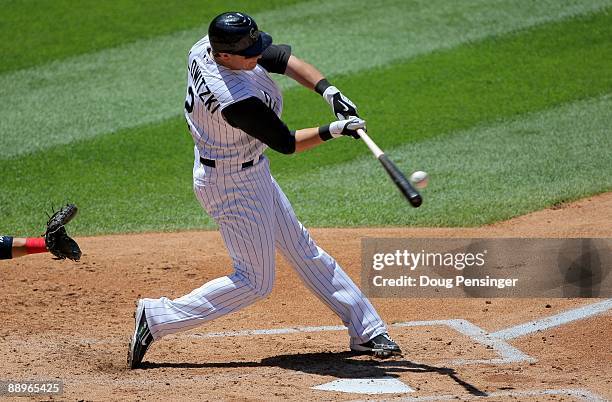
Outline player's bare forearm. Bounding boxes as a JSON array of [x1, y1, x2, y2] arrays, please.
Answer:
[[294, 127, 324, 153], [285, 55, 361, 121], [293, 117, 366, 153], [285, 55, 324, 91], [11, 238, 28, 258]]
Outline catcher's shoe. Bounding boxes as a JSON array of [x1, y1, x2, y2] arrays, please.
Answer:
[[128, 299, 154, 369], [350, 333, 402, 358]]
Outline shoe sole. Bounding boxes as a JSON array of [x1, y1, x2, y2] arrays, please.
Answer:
[[127, 299, 145, 369], [350, 347, 403, 358]]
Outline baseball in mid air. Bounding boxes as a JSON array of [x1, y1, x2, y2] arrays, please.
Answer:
[[410, 170, 429, 189]]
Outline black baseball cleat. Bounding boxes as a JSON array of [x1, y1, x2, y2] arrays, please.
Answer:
[[350, 333, 402, 358], [128, 299, 154, 369]]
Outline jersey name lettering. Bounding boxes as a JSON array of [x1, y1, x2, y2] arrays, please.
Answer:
[[189, 59, 220, 114]]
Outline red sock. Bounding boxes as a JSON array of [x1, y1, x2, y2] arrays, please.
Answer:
[[25, 237, 47, 254]]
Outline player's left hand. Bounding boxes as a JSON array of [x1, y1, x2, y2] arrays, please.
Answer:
[[322, 86, 360, 120]]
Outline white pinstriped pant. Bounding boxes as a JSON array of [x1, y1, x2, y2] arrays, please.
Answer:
[[143, 154, 387, 344]]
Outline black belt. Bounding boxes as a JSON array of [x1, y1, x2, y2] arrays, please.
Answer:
[[200, 156, 259, 169]]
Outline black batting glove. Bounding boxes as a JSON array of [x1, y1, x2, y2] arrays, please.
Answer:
[[315, 78, 361, 120], [324, 87, 360, 120]]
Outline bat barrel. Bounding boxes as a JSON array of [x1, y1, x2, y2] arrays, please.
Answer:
[[356, 128, 422, 208], [378, 154, 423, 208]]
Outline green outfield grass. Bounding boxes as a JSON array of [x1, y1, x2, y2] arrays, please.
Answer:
[[274, 9, 612, 175], [1, 3, 611, 235], [0, 0, 303, 74], [2, 0, 609, 157]]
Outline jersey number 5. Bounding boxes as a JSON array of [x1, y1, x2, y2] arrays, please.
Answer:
[[185, 86, 195, 113]]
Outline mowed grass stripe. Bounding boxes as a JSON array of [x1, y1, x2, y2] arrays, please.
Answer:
[[272, 10, 612, 175], [283, 94, 612, 227], [2, 0, 609, 159], [1, 13, 611, 235], [0, 0, 306, 74]]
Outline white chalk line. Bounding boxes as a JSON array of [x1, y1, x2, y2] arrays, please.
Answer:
[[171, 299, 610, 365], [178, 324, 347, 338], [392, 319, 533, 365], [173, 299, 611, 343], [364, 388, 608, 401], [491, 299, 612, 340], [180, 300, 611, 361], [166, 319, 525, 365]]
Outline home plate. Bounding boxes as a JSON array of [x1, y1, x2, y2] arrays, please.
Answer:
[[312, 377, 414, 394]]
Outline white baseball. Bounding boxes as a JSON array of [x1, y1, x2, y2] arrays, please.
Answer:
[[410, 170, 428, 189]]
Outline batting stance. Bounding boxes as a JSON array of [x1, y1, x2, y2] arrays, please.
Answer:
[[129, 12, 401, 368]]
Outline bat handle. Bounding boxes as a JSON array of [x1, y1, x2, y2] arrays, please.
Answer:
[[357, 128, 384, 158]]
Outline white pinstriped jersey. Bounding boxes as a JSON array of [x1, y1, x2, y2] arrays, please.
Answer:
[[184, 36, 283, 162]]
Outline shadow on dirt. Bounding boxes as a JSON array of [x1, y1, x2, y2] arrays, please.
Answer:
[[141, 351, 486, 396]]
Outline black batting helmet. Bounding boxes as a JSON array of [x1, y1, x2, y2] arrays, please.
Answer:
[[208, 12, 272, 57]]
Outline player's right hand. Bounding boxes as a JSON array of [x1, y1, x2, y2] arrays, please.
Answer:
[[329, 117, 365, 139]]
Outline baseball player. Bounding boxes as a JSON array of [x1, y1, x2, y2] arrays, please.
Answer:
[[0, 204, 81, 261], [128, 11, 400, 369]]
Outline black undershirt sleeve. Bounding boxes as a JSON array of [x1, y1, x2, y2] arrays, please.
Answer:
[[221, 97, 296, 154], [257, 44, 292, 74]]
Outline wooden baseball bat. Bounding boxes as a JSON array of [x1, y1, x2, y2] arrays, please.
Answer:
[[357, 128, 422, 208]]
